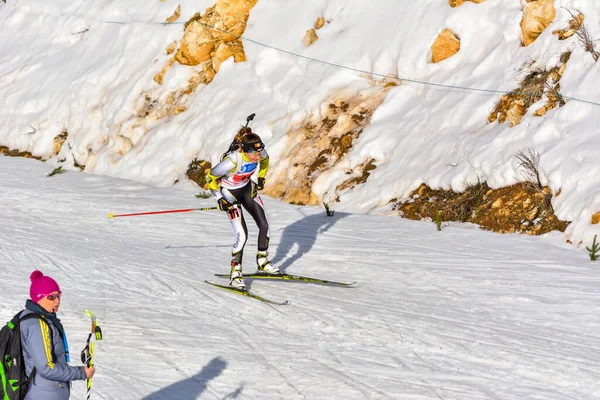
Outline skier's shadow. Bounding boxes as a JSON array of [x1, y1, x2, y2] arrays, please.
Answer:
[[272, 211, 349, 273], [142, 356, 242, 399]]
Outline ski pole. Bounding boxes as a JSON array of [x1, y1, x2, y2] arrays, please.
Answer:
[[82, 309, 102, 400], [108, 207, 218, 219]]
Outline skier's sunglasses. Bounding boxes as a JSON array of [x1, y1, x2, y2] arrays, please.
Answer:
[[44, 292, 62, 301], [242, 142, 264, 153]]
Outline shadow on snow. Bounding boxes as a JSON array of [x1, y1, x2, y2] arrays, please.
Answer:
[[272, 211, 349, 273], [142, 356, 242, 399]]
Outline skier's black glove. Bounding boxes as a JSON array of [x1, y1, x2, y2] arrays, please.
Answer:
[[217, 197, 234, 212], [257, 177, 266, 191]]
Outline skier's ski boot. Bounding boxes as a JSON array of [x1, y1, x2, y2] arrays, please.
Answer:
[[257, 251, 280, 275], [229, 262, 246, 290]]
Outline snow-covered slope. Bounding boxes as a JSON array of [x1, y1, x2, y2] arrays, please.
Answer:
[[1, 156, 599, 399], [1, 0, 599, 244]]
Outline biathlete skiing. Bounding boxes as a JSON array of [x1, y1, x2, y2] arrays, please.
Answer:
[[206, 117, 280, 289]]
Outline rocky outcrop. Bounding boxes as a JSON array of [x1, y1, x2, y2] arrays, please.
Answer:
[[0, 146, 40, 160], [266, 82, 394, 205], [175, 0, 254, 67], [154, 0, 256, 86], [431, 28, 460, 63], [394, 182, 568, 235], [521, 0, 556, 47], [489, 51, 570, 126]]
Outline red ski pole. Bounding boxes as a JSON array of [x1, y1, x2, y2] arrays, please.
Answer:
[[108, 207, 218, 219]]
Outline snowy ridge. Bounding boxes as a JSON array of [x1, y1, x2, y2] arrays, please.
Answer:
[[0, 1, 599, 243]]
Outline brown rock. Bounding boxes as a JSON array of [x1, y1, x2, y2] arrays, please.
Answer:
[[552, 13, 584, 40], [533, 105, 548, 117], [449, 0, 485, 7], [153, 57, 176, 85], [315, 16, 325, 29], [166, 5, 181, 23], [526, 206, 539, 221], [506, 99, 526, 126], [53, 131, 68, 155], [557, 62, 567, 78], [303, 29, 318, 47], [216, 0, 256, 40], [213, 42, 235, 72], [521, 0, 556, 47], [176, 20, 215, 65], [166, 41, 177, 55], [431, 28, 460, 63], [592, 212, 600, 225]]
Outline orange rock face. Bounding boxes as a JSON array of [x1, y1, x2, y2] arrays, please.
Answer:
[[431, 28, 460, 63], [521, 0, 556, 47]]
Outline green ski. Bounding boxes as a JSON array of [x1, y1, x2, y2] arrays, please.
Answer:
[[204, 281, 289, 305], [213, 273, 356, 287], [82, 309, 102, 400]]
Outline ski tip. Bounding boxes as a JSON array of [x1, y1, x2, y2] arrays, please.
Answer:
[[108, 212, 114, 219], [95, 326, 103, 340]]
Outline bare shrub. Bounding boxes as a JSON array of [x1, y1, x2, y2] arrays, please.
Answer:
[[450, 177, 489, 222], [576, 23, 600, 62], [515, 149, 552, 208], [566, 9, 600, 62], [516, 149, 543, 190]]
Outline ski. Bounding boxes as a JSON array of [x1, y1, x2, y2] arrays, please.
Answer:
[[213, 273, 356, 287], [82, 309, 102, 400], [204, 281, 289, 305]]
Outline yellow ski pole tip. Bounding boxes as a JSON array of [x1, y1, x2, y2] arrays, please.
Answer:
[[108, 213, 114, 219]]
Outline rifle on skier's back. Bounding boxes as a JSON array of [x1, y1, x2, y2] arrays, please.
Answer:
[[221, 113, 256, 160]]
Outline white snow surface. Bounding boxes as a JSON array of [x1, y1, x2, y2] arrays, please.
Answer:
[[1, 1, 599, 245], [1, 156, 600, 400]]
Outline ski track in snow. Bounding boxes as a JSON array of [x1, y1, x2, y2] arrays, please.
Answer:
[[1, 157, 600, 400]]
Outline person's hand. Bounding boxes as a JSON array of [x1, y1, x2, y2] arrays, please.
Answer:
[[218, 197, 234, 212], [84, 366, 95, 379], [257, 178, 266, 191]]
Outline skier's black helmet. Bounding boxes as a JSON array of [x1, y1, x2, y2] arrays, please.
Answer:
[[241, 133, 265, 153]]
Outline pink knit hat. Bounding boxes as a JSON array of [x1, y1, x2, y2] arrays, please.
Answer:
[[30, 270, 61, 303]]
